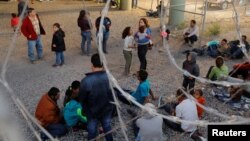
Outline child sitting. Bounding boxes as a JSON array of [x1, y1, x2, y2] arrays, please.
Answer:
[[193, 89, 206, 119], [11, 13, 19, 32], [63, 81, 87, 130]]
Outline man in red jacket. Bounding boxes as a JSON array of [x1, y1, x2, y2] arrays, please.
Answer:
[[21, 8, 46, 64]]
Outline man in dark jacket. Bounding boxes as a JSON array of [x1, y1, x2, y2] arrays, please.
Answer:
[[21, 8, 46, 64], [95, 12, 111, 54], [182, 52, 200, 94], [17, 0, 28, 17], [79, 54, 114, 141]]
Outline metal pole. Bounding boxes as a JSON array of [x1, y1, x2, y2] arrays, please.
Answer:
[[199, 0, 208, 47], [194, 0, 198, 19], [150, 0, 153, 10]]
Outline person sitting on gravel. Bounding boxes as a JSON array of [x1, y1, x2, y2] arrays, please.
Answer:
[[206, 39, 230, 58], [79, 53, 114, 141], [127, 103, 163, 141], [116, 70, 157, 105], [63, 81, 87, 130], [193, 89, 205, 119], [206, 56, 229, 81], [229, 35, 250, 59], [162, 89, 204, 141], [35, 87, 67, 140], [183, 20, 199, 47], [230, 61, 250, 80], [182, 52, 200, 94], [51, 23, 66, 67]]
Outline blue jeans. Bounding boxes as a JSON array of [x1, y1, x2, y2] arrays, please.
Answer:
[[41, 123, 68, 141], [97, 31, 109, 53], [87, 111, 113, 141], [27, 36, 43, 61], [55, 51, 64, 65], [81, 31, 92, 55]]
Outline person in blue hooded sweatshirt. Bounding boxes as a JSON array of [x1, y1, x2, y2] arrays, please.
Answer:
[[63, 81, 87, 130]]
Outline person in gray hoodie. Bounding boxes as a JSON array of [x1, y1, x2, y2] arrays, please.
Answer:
[[132, 103, 163, 141], [182, 52, 200, 94]]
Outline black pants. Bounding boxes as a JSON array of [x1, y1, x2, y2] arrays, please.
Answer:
[[182, 77, 195, 94], [138, 44, 148, 70], [184, 33, 198, 44], [206, 66, 217, 81], [161, 103, 184, 132]]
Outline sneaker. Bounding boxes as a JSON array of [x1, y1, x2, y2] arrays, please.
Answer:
[[52, 64, 60, 67], [30, 60, 36, 64]]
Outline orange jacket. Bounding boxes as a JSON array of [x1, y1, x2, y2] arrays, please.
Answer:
[[196, 97, 205, 119], [35, 93, 61, 127]]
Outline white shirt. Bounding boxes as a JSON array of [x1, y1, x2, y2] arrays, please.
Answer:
[[123, 35, 134, 51], [184, 25, 199, 37], [176, 99, 198, 132]]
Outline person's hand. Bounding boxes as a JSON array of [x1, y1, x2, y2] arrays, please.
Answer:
[[53, 44, 56, 47], [28, 35, 32, 38], [189, 77, 194, 80]]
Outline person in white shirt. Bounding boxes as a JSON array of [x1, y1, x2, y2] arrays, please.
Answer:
[[183, 20, 199, 46], [163, 89, 198, 132], [122, 26, 135, 76]]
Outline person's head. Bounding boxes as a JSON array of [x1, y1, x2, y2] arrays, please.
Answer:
[[139, 26, 145, 33], [53, 23, 60, 32], [141, 103, 157, 118], [71, 81, 80, 97], [220, 39, 228, 46], [78, 10, 86, 20], [122, 26, 133, 39], [242, 35, 247, 42], [190, 20, 196, 27], [91, 53, 103, 71], [48, 87, 60, 101], [137, 70, 148, 82], [176, 89, 186, 103], [215, 56, 224, 68], [194, 89, 203, 99], [186, 52, 197, 64], [11, 13, 17, 18], [27, 8, 36, 17], [139, 18, 150, 28]]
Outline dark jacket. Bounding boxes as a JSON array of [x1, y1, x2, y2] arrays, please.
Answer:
[[95, 16, 111, 32], [182, 52, 200, 79], [79, 71, 114, 118], [78, 17, 91, 31], [18, 0, 28, 17], [21, 14, 46, 40], [51, 29, 66, 52]]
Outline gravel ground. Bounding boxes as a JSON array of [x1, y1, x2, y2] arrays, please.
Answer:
[[0, 0, 250, 141]]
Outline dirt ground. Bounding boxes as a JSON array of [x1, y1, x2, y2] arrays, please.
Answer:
[[0, 0, 250, 141]]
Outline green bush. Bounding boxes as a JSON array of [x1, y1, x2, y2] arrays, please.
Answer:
[[207, 23, 221, 36]]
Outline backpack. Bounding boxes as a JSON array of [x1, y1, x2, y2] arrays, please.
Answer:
[[207, 44, 218, 58]]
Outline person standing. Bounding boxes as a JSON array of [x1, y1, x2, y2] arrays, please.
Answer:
[[21, 8, 46, 64], [78, 10, 92, 56], [122, 26, 135, 76], [95, 11, 111, 54], [182, 52, 200, 94], [17, 0, 28, 17], [79, 54, 114, 141], [134, 18, 152, 70], [51, 23, 66, 67]]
